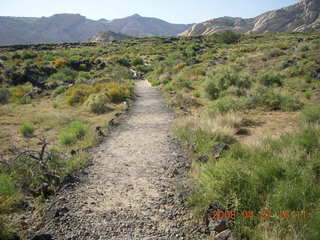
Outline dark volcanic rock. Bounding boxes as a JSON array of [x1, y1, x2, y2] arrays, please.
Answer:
[[31, 234, 54, 240]]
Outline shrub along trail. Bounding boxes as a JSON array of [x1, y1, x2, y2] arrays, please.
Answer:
[[28, 80, 205, 240]]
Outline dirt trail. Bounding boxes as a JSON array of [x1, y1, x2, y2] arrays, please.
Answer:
[[30, 80, 204, 240]]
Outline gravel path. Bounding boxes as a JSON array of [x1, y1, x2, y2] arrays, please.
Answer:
[[30, 80, 205, 240]]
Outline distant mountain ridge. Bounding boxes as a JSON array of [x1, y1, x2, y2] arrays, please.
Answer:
[[88, 31, 132, 42], [0, 13, 192, 45], [181, 0, 320, 36]]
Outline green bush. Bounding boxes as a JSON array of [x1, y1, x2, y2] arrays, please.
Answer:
[[207, 67, 251, 92], [0, 174, 21, 212], [190, 126, 320, 239], [115, 57, 131, 67], [52, 86, 65, 97], [84, 93, 111, 114], [259, 72, 282, 87], [69, 121, 87, 139], [216, 30, 241, 44], [65, 84, 93, 105], [59, 121, 88, 146], [131, 57, 144, 66], [210, 96, 247, 114], [265, 48, 285, 58], [48, 68, 78, 84], [248, 89, 302, 111], [204, 81, 220, 100], [300, 105, 320, 125], [0, 88, 10, 104], [19, 123, 35, 137], [107, 82, 133, 103], [296, 43, 311, 52], [21, 51, 37, 59], [59, 132, 77, 146]]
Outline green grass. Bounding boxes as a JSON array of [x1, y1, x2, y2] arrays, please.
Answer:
[[300, 104, 320, 126], [0, 174, 21, 213], [19, 123, 35, 137], [188, 125, 320, 239], [59, 121, 88, 146]]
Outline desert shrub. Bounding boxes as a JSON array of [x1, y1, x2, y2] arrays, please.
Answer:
[[115, 57, 131, 67], [9, 84, 32, 101], [0, 88, 10, 104], [204, 67, 251, 100], [52, 59, 68, 68], [59, 121, 88, 145], [248, 89, 302, 111], [47, 68, 78, 84], [0, 174, 21, 212], [52, 103, 59, 109], [52, 86, 65, 97], [84, 93, 111, 114], [300, 105, 320, 125], [209, 96, 247, 114], [170, 93, 200, 109], [173, 114, 239, 157], [204, 81, 220, 100], [131, 57, 144, 66], [173, 77, 193, 90], [65, 84, 94, 105], [78, 71, 91, 80], [69, 121, 87, 139], [163, 82, 174, 92], [189, 126, 320, 239], [259, 72, 282, 87], [21, 51, 37, 60], [278, 59, 295, 69], [65, 81, 133, 106], [108, 66, 133, 80], [264, 48, 285, 58], [11, 53, 21, 59], [59, 132, 77, 146], [296, 43, 311, 52], [19, 123, 35, 137], [216, 31, 241, 44], [107, 82, 134, 103], [136, 64, 152, 74]]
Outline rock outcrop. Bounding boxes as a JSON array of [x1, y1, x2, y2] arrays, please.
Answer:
[[181, 0, 320, 36]]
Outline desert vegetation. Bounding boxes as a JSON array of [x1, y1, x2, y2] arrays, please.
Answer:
[[0, 31, 319, 239]]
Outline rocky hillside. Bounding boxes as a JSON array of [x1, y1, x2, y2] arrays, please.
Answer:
[[0, 14, 192, 45], [181, 0, 320, 36], [104, 14, 192, 37], [88, 31, 132, 42]]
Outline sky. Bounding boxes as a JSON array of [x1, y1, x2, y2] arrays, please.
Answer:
[[0, 0, 299, 24]]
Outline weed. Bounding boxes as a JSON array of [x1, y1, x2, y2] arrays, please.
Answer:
[[216, 31, 242, 44], [0, 174, 21, 212], [59, 121, 88, 146], [19, 123, 35, 137], [259, 72, 282, 87], [300, 105, 320, 125], [84, 93, 111, 114], [0, 88, 10, 104]]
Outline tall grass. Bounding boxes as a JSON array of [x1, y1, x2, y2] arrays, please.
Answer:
[[59, 121, 88, 146], [187, 121, 320, 239]]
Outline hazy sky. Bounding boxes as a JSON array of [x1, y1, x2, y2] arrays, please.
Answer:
[[1, 0, 299, 24]]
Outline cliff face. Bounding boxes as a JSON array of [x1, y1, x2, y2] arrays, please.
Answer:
[[181, 0, 320, 36]]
